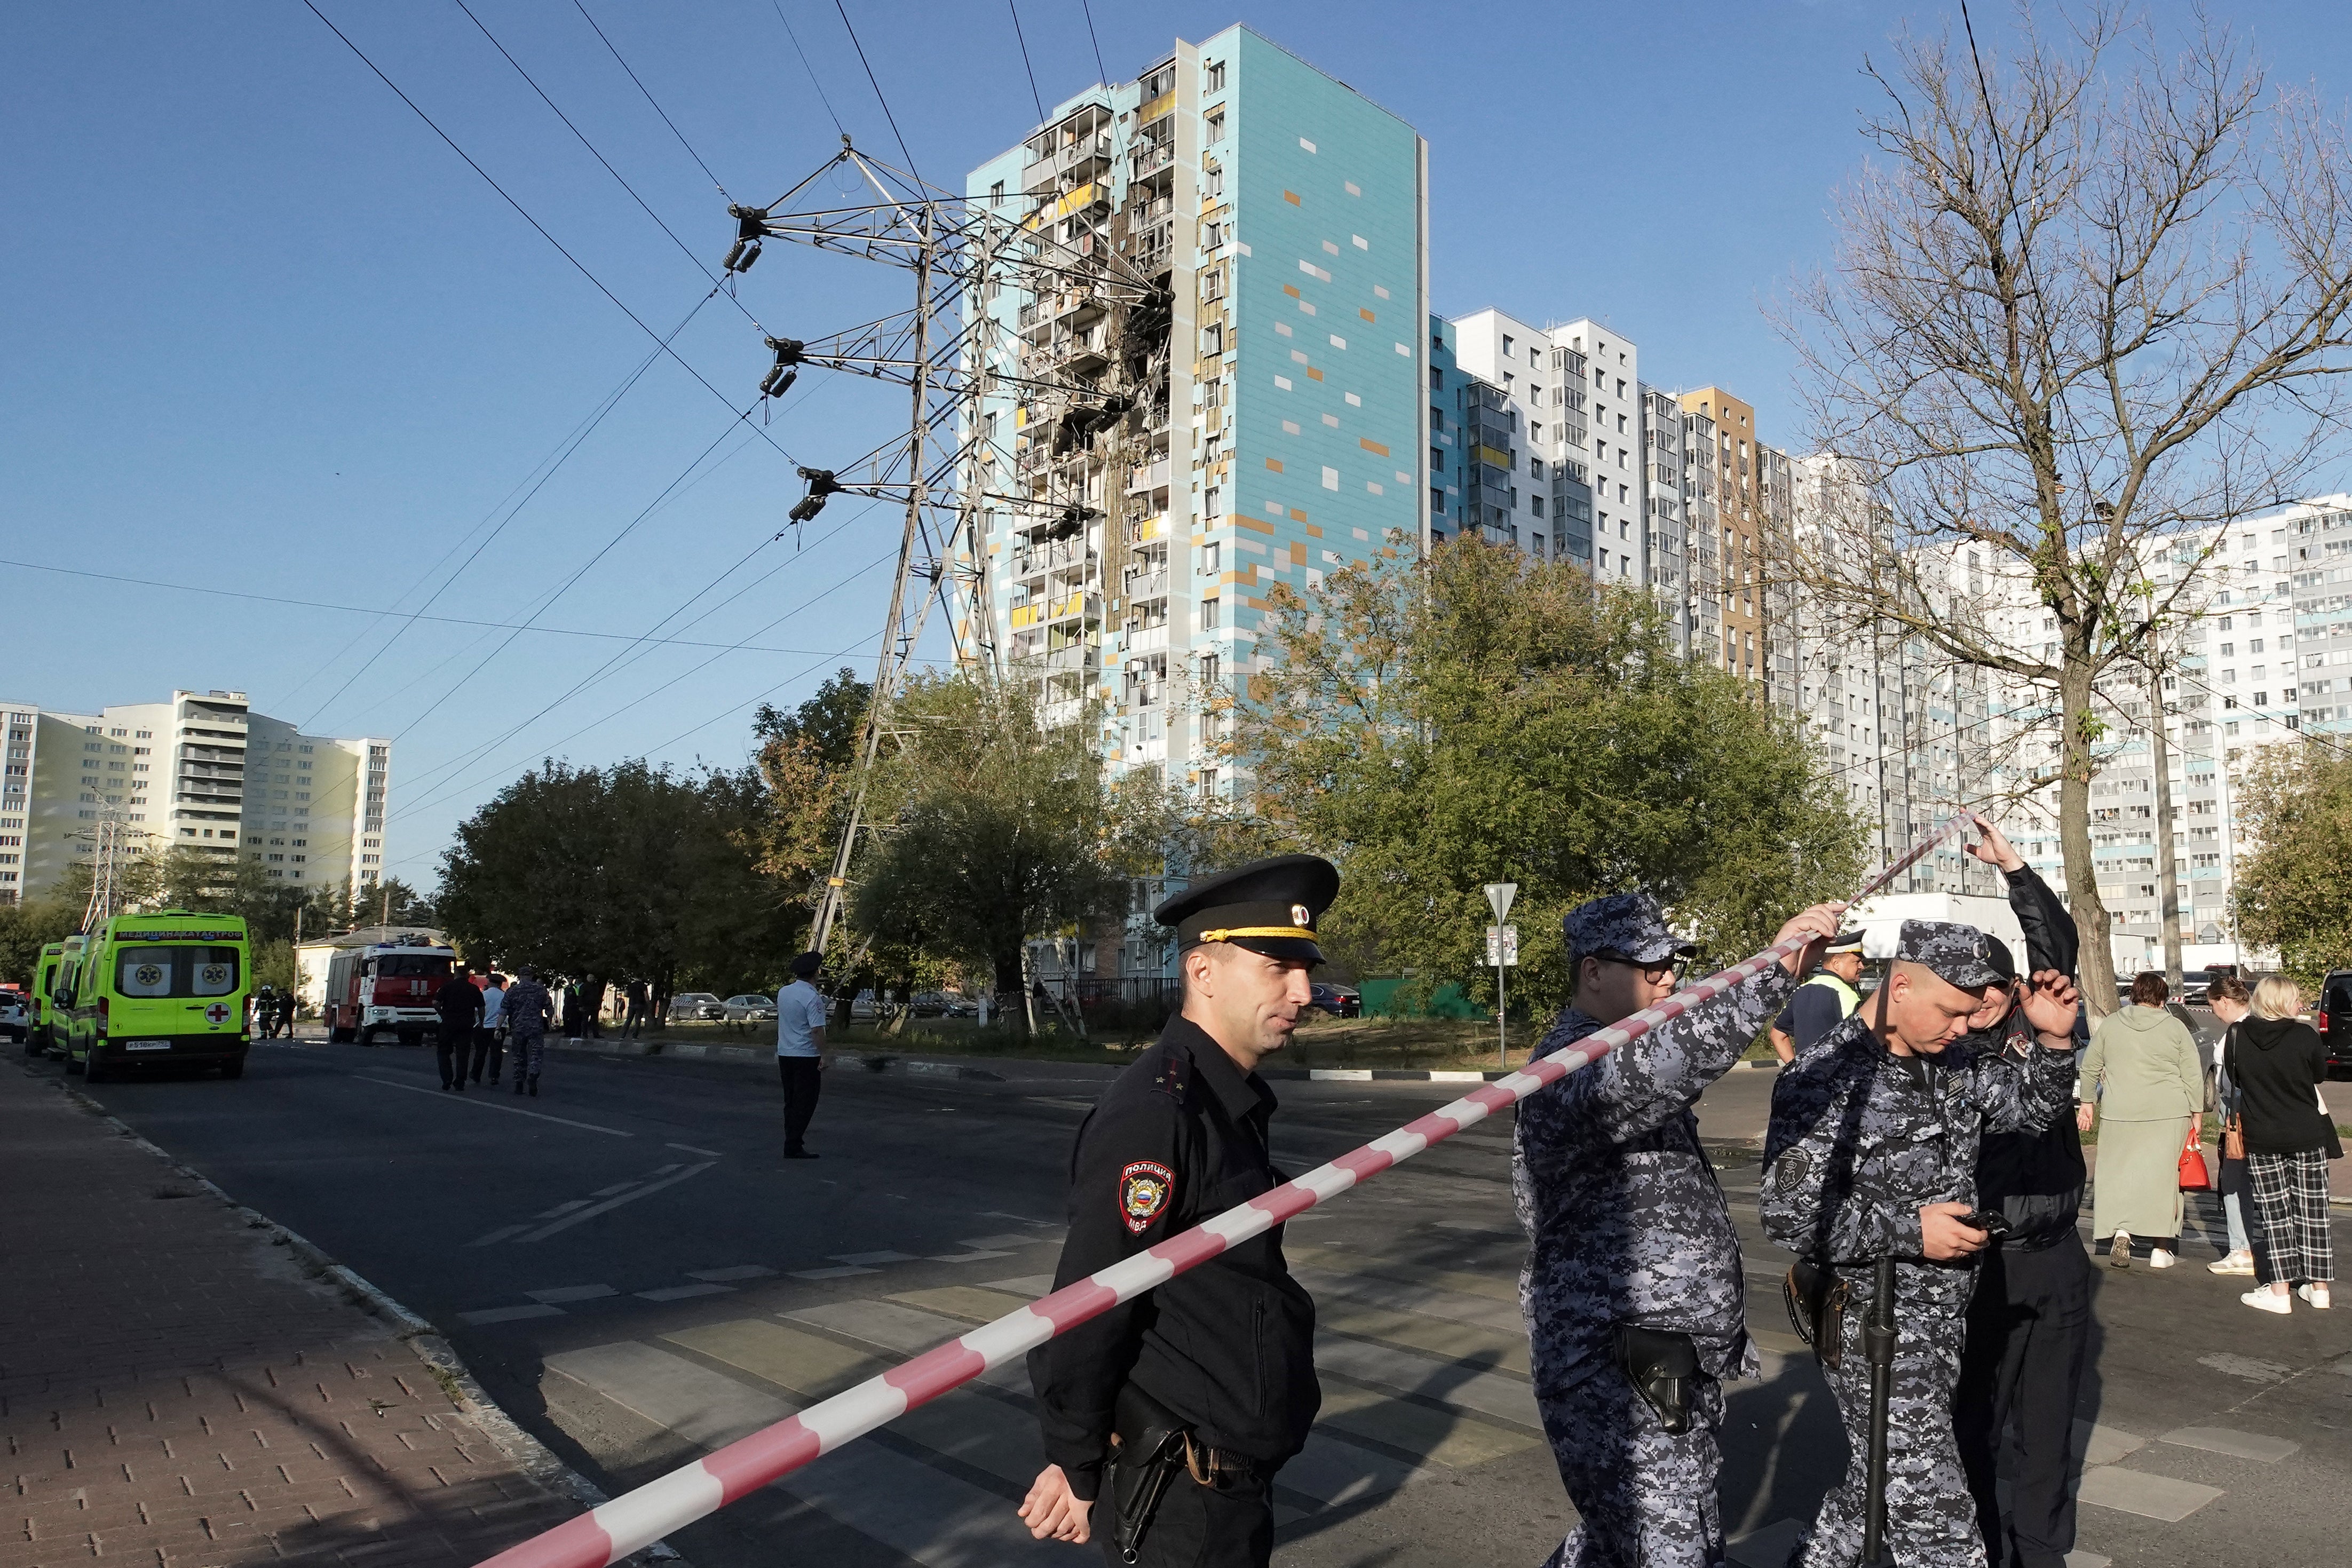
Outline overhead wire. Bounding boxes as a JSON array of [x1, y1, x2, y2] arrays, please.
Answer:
[[452, 0, 763, 331], [769, 1, 846, 138], [568, 0, 733, 200], [831, 0, 922, 183], [297, 0, 799, 468], [298, 290, 715, 731], [1077, 0, 1108, 86], [1007, 1, 1046, 122]]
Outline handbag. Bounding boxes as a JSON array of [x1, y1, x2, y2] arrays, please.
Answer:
[[2223, 1113, 2246, 1161], [2177, 1139, 2213, 1191]]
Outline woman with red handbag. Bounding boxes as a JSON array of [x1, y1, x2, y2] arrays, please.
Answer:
[[2077, 971, 2207, 1269]]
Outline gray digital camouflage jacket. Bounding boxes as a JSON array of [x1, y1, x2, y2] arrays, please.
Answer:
[[1512, 964, 1796, 1397], [1759, 1013, 2073, 1317]]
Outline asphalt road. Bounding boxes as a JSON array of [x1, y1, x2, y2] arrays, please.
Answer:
[[34, 1033, 2352, 1568]]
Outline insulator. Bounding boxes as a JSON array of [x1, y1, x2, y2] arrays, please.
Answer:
[[723, 237, 763, 274], [789, 494, 826, 524], [761, 366, 798, 398]]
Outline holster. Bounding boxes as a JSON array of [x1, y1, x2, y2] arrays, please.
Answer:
[[1612, 1325, 1699, 1436], [1107, 1382, 1191, 1565], [1784, 1259, 1850, 1370]]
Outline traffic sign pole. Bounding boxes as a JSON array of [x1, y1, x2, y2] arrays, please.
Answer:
[[1482, 884, 1518, 1067]]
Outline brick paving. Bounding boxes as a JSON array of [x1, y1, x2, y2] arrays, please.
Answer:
[[1, 1063, 579, 1567]]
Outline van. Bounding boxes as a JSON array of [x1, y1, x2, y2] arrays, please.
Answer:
[[2317, 970, 2352, 1076], [63, 910, 251, 1082], [30, 936, 80, 1058]]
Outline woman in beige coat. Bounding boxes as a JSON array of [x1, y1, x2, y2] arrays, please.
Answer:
[[2079, 971, 2207, 1268]]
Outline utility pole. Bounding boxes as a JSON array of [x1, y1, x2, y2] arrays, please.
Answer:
[[2144, 591, 2184, 992]]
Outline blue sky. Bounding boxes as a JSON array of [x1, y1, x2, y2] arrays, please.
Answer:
[[7, 1, 2348, 888]]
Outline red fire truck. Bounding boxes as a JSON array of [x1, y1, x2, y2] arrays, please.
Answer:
[[323, 936, 456, 1046]]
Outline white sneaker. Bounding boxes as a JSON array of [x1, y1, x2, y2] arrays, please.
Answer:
[[2148, 1249, 2176, 1269], [2208, 1252, 2257, 1276], [2242, 1288, 2293, 1314], [2298, 1284, 2332, 1309]]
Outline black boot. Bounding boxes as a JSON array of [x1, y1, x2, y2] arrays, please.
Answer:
[[528, 1075, 540, 1096]]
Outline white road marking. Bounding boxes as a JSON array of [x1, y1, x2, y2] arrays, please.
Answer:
[[458, 1304, 567, 1325], [509, 1161, 717, 1244], [927, 1250, 1011, 1263], [667, 1142, 723, 1156], [528, 1284, 620, 1304], [789, 1265, 877, 1280], [830, 1250, 919, 1266], [637, 1282, 735, 1302], [688, 1265, 778, 1282], [356, 1075, 633, 1137]]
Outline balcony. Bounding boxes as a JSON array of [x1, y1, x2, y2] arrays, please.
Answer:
[[1124, 624, 1170, 655], [1127, 458, 1170, 495], [1124, 569, 1170, 601]]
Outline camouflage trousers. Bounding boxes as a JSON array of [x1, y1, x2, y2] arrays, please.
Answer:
[[1791, 1308, 1982, 1568], [1535, 1363, 1727, 1568]]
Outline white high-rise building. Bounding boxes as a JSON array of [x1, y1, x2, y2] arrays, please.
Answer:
[[0, 689, 388, 906]]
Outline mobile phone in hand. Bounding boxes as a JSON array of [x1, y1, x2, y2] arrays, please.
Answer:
[[1957, 1209, 2013, 1238]]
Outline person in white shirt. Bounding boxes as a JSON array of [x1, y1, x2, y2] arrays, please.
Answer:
[[473, 972, 509, 1087], [775, 952, 830, 1159]]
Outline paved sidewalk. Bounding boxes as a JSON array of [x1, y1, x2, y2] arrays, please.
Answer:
[[1, 1061, 581, 1567]]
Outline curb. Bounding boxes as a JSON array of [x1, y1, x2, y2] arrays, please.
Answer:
[[36, 1070, 686, 1567]]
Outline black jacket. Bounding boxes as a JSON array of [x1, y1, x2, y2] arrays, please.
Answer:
[[434, 975, 485, 1028], [2225, 1016, 2332, 1155], [1027, 1017, 1319, 1501], [1970, 863, 2088, 1249]]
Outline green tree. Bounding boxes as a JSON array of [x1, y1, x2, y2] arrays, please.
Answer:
[[437, 759, 798, 1002], [849, 674, 1135, 1028], [754, 668, 873, 771], [0, 898, 82, 986], [1236, 536, 1868, 1018], [2230, 744, 2352, 987]]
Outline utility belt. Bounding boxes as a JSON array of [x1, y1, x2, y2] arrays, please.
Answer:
[[1104, 1382, 1272, 1564]]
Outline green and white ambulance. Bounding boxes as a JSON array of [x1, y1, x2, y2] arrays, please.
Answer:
[[64, 911, 250, 1081]]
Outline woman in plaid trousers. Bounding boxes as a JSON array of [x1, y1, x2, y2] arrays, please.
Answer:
[[2228, 975, 2338, 1313]]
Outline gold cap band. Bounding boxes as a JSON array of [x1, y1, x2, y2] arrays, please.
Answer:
[[1195, 925, 1315, 944]]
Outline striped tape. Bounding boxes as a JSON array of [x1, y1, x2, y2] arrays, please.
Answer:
[[475, 818, 1968, 1568]]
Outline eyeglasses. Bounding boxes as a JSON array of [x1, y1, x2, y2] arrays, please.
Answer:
[[1593, 952, 1689, 985]]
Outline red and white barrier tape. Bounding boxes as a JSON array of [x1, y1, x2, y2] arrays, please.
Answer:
[[476, 818, 1968, 1568]]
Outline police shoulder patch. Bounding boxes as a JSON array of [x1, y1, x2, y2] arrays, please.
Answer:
[[1773, 1149, 1812, 1196], [1119, 1160, 1175, 1234]]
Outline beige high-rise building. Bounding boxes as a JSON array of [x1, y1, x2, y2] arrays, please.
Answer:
[[0, 688, 387, 906]]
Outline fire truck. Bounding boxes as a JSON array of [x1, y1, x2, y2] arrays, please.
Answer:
[[323, 935, 456, 1046]]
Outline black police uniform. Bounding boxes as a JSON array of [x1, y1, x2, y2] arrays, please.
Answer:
[[1028, 856, 1334, 1568]]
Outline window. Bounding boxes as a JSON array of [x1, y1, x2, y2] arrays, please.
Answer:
[[114, 946, 240, 999], [989, 180, 1004, 203], [1206, 111, 1225, 145], [1202, 597, 1220, 629], [1205, 60, 1224, 90]]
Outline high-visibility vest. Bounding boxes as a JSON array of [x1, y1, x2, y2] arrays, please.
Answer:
[[1800, 969, 1862, 1017]]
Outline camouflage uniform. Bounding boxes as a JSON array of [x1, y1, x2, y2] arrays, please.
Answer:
[[1515, 893, 1797, 1568], [1759, 922, 2073, 1568]]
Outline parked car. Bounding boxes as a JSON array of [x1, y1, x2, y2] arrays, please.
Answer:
[[722, 993, 778, 1023], [2318, 970, 2352, 1076], [1310, 982, 1361, 1018], [910, 991, 975, 1018], [668, 992, 727, 1022], [846, 988, 877, 1021], [0, 987, 25, 1042]]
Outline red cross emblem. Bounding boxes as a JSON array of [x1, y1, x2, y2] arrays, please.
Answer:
[[205, 1003, 231, 1026]]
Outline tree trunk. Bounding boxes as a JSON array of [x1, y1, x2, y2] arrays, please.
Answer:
[[2058, 656, 2116, 1019], [993, 951, 1027, 1038]]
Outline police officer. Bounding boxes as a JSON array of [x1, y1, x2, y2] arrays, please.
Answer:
[[1769, 928, 1867, 1061], [1761, 921, 2079, 1568], [1020, 856, 1333, 1567], [1516, 891, 1846, 1568]]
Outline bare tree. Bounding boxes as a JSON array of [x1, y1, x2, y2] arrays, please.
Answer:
[[1780, 4, 2352, 1009]]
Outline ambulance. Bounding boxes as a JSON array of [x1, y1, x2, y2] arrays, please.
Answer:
[[29, 936, 81, 1058], [63, 910, 251, 1081]]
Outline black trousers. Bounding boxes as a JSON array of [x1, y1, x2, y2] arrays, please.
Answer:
[[435, 1021, 474, 1088], [779, 1057, 822, 1151], [470, 1027, 503, 1082], [1095, 1467, 1272, 1568], [1955, 1237, 2092, 1568]]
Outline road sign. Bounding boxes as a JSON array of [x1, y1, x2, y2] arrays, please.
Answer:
[[1485, 924, 1519, 967], [1484, 882, 1518, 923]]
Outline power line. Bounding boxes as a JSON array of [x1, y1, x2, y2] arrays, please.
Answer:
[[297, 0, 798, 468], [0, 557, 861, 656], [452, 0, 761, 330], [1007, 1, 1046, 122], [300, 291, 713, 731], [831, 0, 921, 183], [1076, 0, 1108, 85], [569, 0, 732, 200], [769, 1, 846, 138]]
